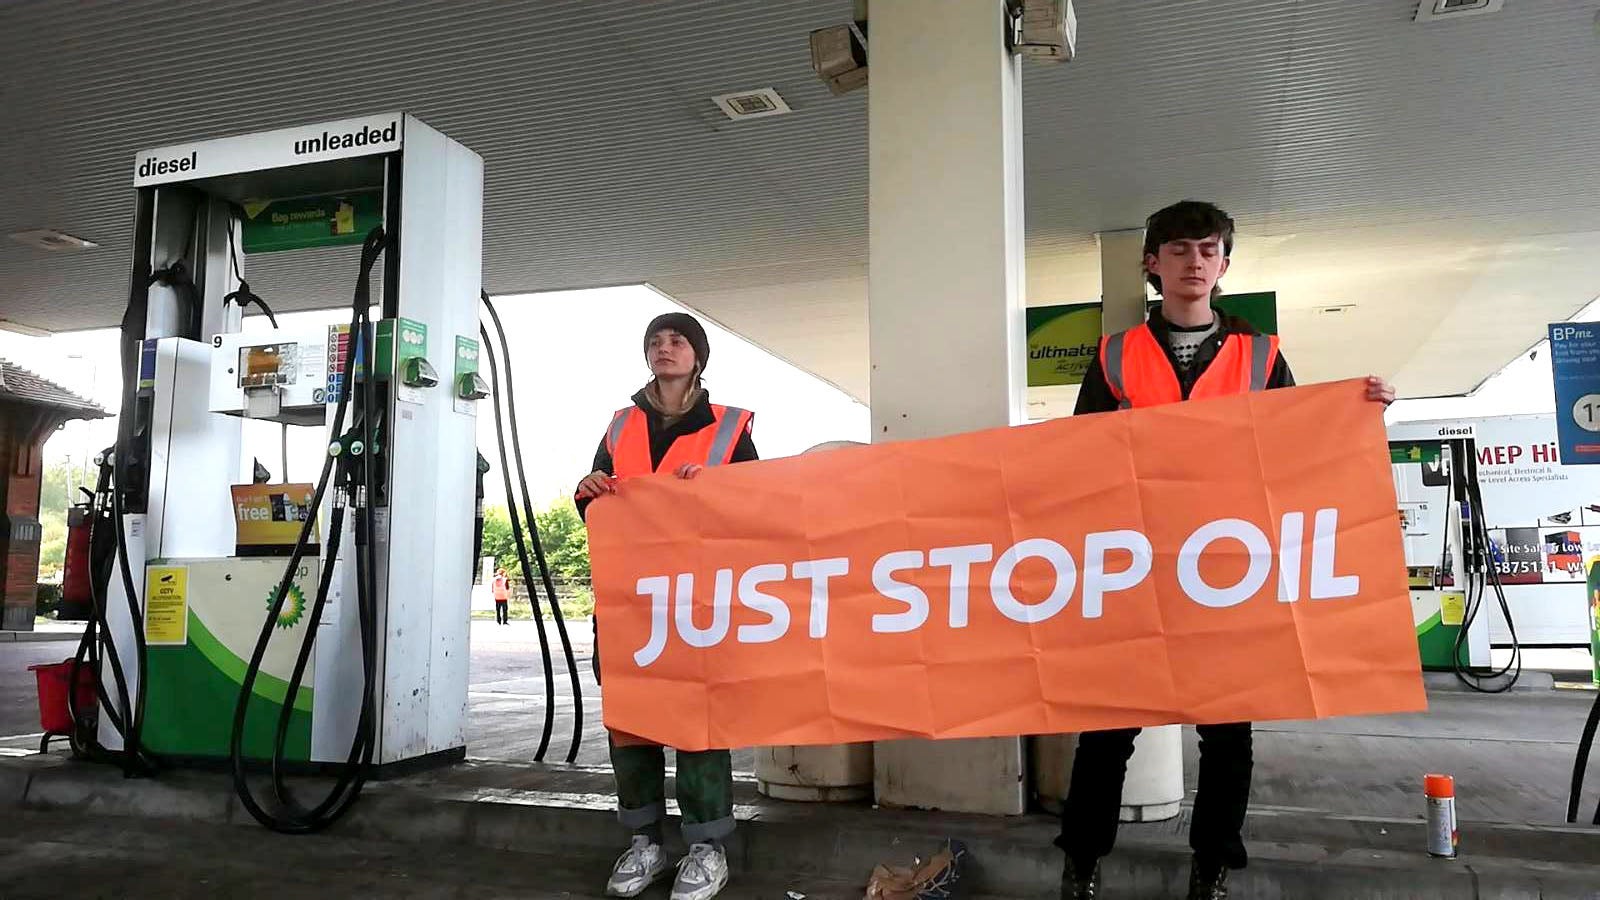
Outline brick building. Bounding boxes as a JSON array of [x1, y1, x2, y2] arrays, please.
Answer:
[[0, 360, 105, 631]]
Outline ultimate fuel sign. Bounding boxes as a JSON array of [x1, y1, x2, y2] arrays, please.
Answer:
[[1027, 303, 1101, 387], [1027, 294, 1280, 389], [591, 380, 1425, 750]]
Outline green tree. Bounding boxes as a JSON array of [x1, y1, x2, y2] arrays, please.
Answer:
[[480, 504, 516, 581], [479, 500, 590, 585], [534, 501, 590, 583], [36, 460, 74, 576], [40, 458, 71, 514]]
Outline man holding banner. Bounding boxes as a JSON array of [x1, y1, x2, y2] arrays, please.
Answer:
[[1057, 201, 1397, 900], [576, 312, 756, 900]]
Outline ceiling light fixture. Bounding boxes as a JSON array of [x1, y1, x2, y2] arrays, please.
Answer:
[[710, 88, 793, 122], [0, 319, 55, 338], [1414, 0, 1504, 23], [8, 229, 99, 251]]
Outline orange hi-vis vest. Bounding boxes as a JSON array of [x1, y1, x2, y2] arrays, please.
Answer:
[[603, 403, 753, 478], [1099, 323, 1280, 409]]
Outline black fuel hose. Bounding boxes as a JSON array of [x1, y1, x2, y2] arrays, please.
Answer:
[[229, 227, 385, 833], [86, 209, 239, 773], [67, 451, 137, 760], [225, 212, 280, 327], [96, 260, 206, 776], [480, 320, 558, 761], [481, 292, 583, 763], [1449, 440, 1521, 693], [1569, 687, 1600, 824]]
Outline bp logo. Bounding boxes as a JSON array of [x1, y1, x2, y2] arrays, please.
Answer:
[[267, 583, 308, 629]]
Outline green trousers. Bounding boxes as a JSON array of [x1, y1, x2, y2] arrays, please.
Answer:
[[596, 622, 733, 844], [609, 738, 735, 844]]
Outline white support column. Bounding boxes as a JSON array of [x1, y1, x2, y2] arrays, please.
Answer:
[[868, 0, 1027, 815], [1096, 226, 1183, 823]]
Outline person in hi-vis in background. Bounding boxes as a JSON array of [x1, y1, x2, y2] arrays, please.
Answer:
[[491, 568, 511, 626]]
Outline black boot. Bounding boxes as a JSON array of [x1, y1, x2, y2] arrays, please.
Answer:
[[1186, 856, 1229, 900], [1060, 857, 1100, 899]]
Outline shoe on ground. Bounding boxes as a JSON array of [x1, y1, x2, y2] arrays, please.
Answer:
[[670, 842, 730, 900], [605, 835, 667, 898], [1060, 856, 1100, 899], [1187, 856, 1229, 900]]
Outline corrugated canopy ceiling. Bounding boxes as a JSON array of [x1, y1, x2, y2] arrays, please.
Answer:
[[2, 0, 1598, 401]]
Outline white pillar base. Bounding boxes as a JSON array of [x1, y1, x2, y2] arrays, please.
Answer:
[[874, 737, 1026, 815], [1119, 725, 1185, 823], [1031, 727, 1184, 823], [754, 743, 874, 803]]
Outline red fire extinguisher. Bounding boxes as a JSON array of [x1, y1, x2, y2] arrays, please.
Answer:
[[60, 488, 94, 620]]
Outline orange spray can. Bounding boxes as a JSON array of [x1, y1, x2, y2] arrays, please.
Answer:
[[1425, 774, 1458, 858]]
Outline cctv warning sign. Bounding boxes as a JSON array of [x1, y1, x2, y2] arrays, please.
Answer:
[[144, 566, 190, 646]]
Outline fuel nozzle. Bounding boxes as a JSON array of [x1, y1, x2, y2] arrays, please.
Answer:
[[327, 426, 378, 506], [327, 420, 380, 462]]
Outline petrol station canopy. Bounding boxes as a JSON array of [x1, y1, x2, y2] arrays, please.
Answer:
[[2, 0, 1597, 402]]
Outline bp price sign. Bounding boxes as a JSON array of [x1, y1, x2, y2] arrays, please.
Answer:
[[1027, 303, 1101, 387], [1548, 323, 1600, 465]]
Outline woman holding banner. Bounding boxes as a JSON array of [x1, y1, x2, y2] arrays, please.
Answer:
[[1058, 201, 1395, 900], [575, 311, 756, 900]]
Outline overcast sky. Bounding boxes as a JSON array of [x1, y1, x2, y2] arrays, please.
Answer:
[[0, 285, 869, 507], [1, 284, 1581, 508]]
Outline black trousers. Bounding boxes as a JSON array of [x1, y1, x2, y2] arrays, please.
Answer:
[[494, 600, 509, 624], [1055, 723, 1253, 871]]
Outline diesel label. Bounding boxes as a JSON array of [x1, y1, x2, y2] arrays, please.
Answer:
[[137, 151, 197, 178]]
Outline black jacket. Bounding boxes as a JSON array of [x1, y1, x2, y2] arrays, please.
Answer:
[[1073, 311, 1295, 415], [576, 389, 758, 520]]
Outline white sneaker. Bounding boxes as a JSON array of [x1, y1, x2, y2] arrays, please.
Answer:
[[670, 842, 730, 900], [605, 835, 668, 898]]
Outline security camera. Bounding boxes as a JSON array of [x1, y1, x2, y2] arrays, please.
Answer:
[[810, 21, 868, 95], [1012, 0, 1077, 63]]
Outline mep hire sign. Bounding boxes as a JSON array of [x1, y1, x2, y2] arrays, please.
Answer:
[[589, 380, 1425, 751]]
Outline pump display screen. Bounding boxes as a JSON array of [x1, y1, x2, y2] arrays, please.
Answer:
[[239, 343, 298, 388]]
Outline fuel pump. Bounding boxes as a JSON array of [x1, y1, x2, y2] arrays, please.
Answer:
[[1445, 437, 1523, 693], [59, 488, 95, 621], [87, 113, 486, 829]]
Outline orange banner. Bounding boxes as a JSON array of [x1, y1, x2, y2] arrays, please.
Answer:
[[589, 380, 1425, 751]]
